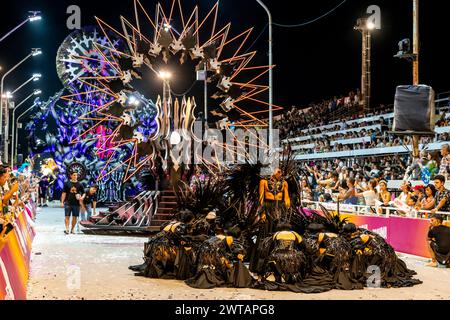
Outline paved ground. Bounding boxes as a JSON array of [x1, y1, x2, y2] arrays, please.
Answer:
[[27, 204, 450, 300]]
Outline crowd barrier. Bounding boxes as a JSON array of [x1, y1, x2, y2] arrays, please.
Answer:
[[304, 200, 450, 258], [0, 202, 36, 300]]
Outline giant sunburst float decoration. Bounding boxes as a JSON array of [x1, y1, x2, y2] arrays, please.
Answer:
[[60, 0, 283, 182]]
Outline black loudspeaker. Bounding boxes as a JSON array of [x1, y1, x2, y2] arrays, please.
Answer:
[[393, 85, 435, 133]]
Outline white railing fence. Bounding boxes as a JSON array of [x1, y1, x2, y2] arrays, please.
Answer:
[[302, 200, 450, 220]]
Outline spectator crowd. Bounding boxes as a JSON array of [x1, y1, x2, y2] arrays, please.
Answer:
[[298, 144, 450, 218]]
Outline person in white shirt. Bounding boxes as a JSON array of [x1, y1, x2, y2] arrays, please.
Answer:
[[398, 181, 412, 204], [355, 179, 377, 206]]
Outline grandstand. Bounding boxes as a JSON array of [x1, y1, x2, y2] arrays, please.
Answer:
[[278, 93, 450, 163]]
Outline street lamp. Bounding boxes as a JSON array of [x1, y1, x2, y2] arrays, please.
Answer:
[[0, 48, 42, 162], [11, 73, 42, 96], [0, 11, 42, 43], [256, 0, 273, 151], [31, 48, 42, 56], [2, 92, 13, 99], [14, 99, 41, 167], [367, 21, 376, 30], [10, 89, 41, 168]]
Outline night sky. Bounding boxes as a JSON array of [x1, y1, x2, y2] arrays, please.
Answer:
[[1, 0, 449, 147]]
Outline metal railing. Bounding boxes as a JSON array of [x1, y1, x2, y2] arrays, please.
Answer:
[[302, 199, 450, 219]]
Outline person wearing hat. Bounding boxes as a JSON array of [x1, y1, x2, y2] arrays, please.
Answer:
[[427, 214, 450, 267]]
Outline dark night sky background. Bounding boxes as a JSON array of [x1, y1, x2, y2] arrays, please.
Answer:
[[0, 0, 449, 153]]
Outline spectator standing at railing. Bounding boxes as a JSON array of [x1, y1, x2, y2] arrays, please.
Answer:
[[438, 144, 450, 179], [431, 175, 450, 214], [0, 166, 19, 211], [377, 180, 392, 214], [300, 178, 313, 202], [355, 179, 378, 206], [427, 214, 450, 267]]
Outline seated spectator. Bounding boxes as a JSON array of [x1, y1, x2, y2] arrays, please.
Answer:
[[421, 185, 437, 212], [427, 214, 450, 267], [398, 181, 412, 205], [406, 195, 419, 214], [337, 178, 358, 205]]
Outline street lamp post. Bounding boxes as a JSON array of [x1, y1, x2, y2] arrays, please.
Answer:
[[11, 90, 41, 168], [0, 11, 42, 43], [256, 0, 273, 151], [15, 100, 41, 166], [0, 48, 42, 134], [0, 48, 42, 162]]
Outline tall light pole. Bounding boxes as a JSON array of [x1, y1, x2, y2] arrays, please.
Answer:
[[256, 0, 273, 150], [15, 99, 41, 165], [412, 0, 419, 85], [0, 48, 42, 162], [0, 11, 42, 43], [10, 90, 41, 168], [355, 18, 375, 111]]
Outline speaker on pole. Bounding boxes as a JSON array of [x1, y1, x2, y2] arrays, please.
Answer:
[[392, 85, 435, 134]]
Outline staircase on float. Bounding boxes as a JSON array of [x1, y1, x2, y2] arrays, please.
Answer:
[[148, 189, 177, 232]]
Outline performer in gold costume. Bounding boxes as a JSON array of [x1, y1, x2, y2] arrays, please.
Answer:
[[258, 168, 291, 234], [250, 168, 292, 273]]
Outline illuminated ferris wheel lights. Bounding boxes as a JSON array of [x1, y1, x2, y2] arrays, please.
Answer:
[[158, 70, 172, 80], [127, 95, 140, 107], [163, 23, 172, 32]]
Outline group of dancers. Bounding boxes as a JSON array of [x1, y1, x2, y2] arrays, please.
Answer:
[[130, 163, 422, 293]]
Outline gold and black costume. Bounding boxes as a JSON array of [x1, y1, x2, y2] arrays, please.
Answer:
[[131, 220, 195, 280], [185, 235, 253, 289], [304, 230, 363, 290], [263, 230, 307, 283], [343, 224, 422, 288], [250, 171, 292, 273]]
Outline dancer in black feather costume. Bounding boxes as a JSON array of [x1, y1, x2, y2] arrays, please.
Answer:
[[343, 223, 423, 288], [185, 229, 253, 289], [130, 211, 196, 280]]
